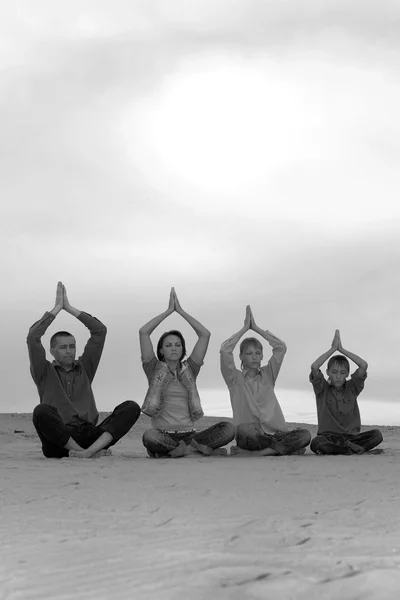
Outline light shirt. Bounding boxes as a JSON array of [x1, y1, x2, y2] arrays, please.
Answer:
[[220, 335, 288, 434], [142, 355, 201, 432]]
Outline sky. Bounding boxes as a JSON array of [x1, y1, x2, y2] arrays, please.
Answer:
[[1, 0, 400, 423]]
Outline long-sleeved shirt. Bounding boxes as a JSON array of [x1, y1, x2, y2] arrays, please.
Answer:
[[27, 311, 107, 426], [220, 335, 288, 434], [309, 369, 366, 435]]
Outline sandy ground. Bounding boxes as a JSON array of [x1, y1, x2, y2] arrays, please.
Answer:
[[1, 414, 400, 600]]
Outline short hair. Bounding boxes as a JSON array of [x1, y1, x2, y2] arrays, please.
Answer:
[[156, 330, 187, 362], [239, 337, 263, 355], [50, 331, 75, 348], [327, 354, 350, 372]]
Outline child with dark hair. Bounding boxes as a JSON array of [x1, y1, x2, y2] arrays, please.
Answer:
[[220, 306, 311, 456], [139, 288, 235, 458], [310, 329, 383, 455]]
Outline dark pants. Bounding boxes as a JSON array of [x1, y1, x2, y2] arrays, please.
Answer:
[[142, 421, 236, 456], [310, 429, 383, 455], [33, 401, 141, 458], [236, 422, 311, 455]]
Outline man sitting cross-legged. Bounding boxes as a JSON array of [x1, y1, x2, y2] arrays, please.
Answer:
[[220, 306, 311, 456], [27, 281, 140, 458]]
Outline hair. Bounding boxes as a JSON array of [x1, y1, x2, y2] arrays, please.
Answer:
[[327, 354, 350, 373], [156, 330, 187, 362], [239, 337, 263, 355], [50, 331, 75, 349]]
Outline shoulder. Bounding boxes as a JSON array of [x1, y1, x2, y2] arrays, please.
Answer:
[[350, 368, 367, 382], [309, 368, 324, 381], [142, 354, 159, 377], [186, 355, 203, 377]]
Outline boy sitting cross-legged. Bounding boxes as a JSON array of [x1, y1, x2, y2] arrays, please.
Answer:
[[220, 306, 311, 456], [310, 329, 383, 455]]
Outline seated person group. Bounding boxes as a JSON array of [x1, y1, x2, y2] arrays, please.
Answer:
[[27, 282, 384, 459]]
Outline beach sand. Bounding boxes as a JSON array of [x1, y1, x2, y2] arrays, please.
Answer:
[[1, 413, 400, 600]]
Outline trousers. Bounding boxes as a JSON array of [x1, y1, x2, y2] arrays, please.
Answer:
[[33, 401, 141, 458], [142, 421, 236, 456], [236, 422, 311, 455], [310, 429, 383, 455]]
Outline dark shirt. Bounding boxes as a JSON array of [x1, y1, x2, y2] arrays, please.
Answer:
[[309, 369, 367, 435], [27, 311, 107, 426]]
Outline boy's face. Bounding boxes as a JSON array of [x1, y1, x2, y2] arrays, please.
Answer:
[[240, 344, 263, 371], [327, 362, 349, 388]]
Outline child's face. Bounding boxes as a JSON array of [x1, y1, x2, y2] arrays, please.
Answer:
[[327, 362, 349, 388], [240, 344, 263, 371]]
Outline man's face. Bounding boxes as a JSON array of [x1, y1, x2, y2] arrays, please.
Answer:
[[50, 336, 76, 369], [240, 344, 263, 371], [327, 362, 349, 388]]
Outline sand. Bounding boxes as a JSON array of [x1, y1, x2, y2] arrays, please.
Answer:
[[1, 413, 400, 600]]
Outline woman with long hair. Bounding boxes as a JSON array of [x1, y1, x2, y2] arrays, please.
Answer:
[[139, 288, 235, 458]]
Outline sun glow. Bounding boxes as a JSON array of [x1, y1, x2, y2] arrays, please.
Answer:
[[123, 53, 400, 225], [128, 54, 324, 196]]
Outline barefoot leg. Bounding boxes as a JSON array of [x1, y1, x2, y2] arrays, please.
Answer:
[[169, 440, 190, 458], [190, 439, 213, 456]]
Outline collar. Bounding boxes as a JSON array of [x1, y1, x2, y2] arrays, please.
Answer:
[[53, 360, 80, 372], [242, 366, 262, 378]]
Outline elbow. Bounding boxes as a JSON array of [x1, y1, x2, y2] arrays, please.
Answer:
[[203, 329, 211, 339]]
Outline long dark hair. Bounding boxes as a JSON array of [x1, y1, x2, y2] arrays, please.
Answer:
[[156, 330, 187, 362]]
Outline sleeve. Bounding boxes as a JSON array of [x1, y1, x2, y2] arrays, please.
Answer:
[[187, 355, 203, 379], [263, 343, 287, 384], [142, 355, 158, 383], [26, 312, 55, 383], [219, 336, 238, 387], [78, 312, 107, 382], [349, 369, 367, 395], [309, 369, 326, 395]]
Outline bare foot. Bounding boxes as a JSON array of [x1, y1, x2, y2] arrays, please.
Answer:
[[289, 447, 307, 455], [211, 448, 228, 456], [169, 441, 189, 458], [68, 448, 112, 459], [346, 441, 366, 455], [230, 445, 252, 456], [190, 439, 213, 456]]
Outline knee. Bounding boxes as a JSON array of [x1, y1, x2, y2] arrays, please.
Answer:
[[125, 400, 141, 418], [298, 428, 312, 445], [118, 400, 141, 421], [32, 404, 56, 424], [310, 436, 323, 454], [371, 429, 383, 444], [219, 421, 236, 441], [142, 428, 160, 448], [235, 423, 253, 439]]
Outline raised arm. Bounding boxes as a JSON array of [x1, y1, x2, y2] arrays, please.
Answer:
[[311, 329, 340, 376], [220, 306, 251, 386], [139, 288, 175, 362], [249, 307, 287, 355], [173, 288, 210, 363], [249, 307, 287, 381], [27, 282, 64, 382], [337, 331, 368, 376], [63, 284, 107, 381]]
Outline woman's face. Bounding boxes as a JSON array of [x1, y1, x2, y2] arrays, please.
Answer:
[[161, 335, 183, 361]]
